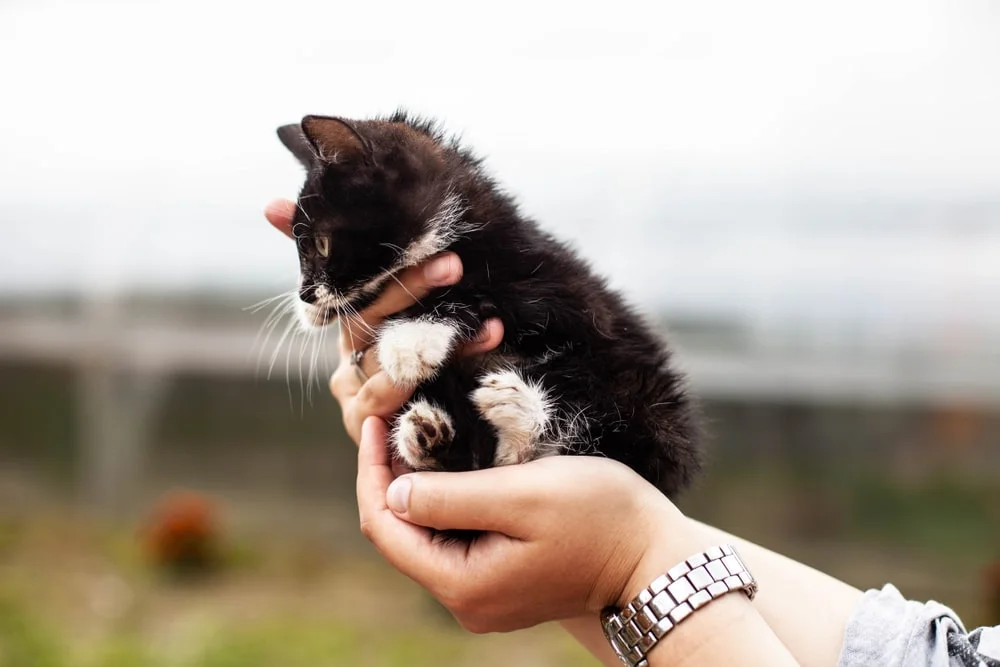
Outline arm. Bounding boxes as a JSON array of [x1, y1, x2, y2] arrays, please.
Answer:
[[560, 520, 862, 667], [561, 599, 798, 667], [692, 520, 862, 665]]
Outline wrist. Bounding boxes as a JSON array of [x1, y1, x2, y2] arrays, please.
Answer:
[[616, 511, 714, 609], [643, 594, 770, 667], [602, 542, 760, 667]]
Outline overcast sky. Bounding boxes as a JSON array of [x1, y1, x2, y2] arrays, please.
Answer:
[[1, 0, 998, 330]]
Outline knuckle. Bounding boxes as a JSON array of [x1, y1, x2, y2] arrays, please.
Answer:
[[354, 383, 378, 410], [330, 368, 351, 397]]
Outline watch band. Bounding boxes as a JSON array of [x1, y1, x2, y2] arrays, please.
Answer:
[[600, 544, 757, 667]]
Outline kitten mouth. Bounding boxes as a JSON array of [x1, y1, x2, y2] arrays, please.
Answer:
[[296, 301, 336, 328], [295, 288, 364, 329], [296, 285, 344, 328], [295, 278, 391, 329]]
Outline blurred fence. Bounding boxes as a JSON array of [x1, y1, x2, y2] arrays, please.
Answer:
[[1, 292, 998, 511]]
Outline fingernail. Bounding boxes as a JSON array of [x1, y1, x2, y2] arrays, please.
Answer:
[[475, 325, 492, 342], [387, 477, 411, 514], [424, 255, 456, 285]]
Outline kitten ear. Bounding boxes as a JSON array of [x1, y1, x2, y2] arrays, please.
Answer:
[[276, 123, 317, 169], [300, 115, 372, 164]]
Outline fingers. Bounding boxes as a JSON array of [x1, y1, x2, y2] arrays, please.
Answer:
[[458, 318, 504, 357], [356, 417, 464, 584], [385, 465, 542, 537], [339, 345, 380, 382], [339, 372, 416, 443], [352, 372, 413, 418], [332, 317, 497, 445], [328, 359, 364, 405], [265, 199, 296, 239], [338, 253, 464, 351]]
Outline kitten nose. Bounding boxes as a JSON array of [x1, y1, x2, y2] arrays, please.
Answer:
[[298, 284, 331, 304]]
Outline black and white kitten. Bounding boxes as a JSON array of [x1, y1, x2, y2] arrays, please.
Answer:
[[276, 112, 701, 497]]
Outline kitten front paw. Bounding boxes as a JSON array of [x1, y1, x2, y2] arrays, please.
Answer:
[[376, 318, 460, 387], [393, 399, 455, 470], [472, 369, 555, 466]]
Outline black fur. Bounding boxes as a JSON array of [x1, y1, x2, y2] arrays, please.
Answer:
[[276, 111, 701, 497]]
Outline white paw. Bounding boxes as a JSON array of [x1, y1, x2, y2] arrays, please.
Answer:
[[393, 400, 455, 470], [472, 369, 552, 466], [377, 318, 459, 386]]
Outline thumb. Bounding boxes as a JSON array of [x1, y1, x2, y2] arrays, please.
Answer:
[[386, 468, 532, 537]]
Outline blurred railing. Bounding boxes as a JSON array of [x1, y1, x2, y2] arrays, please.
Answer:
[[3, 309, 999, 405], [2, 296, 999, 510]]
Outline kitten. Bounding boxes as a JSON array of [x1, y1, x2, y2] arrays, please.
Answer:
[[275, 112, 701, 497]]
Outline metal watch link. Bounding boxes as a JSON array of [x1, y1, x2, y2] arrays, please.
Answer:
[[600, 544, 758, 667]]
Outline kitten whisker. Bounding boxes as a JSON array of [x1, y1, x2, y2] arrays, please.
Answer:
[[252, 294, 299, 375], [295, 201, 313, 223], [340, 304, 359, 355], [338, 295, 377, 337], [297, 324, 310, 414], [244, 289, 298, 313], [307, 309, 327, 404], [285, 324, 300, 412], [267, 315, 299, 381]]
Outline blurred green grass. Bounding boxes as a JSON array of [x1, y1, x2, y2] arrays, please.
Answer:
[[0, 595, 538, 667], [0, 513, 597, 667]]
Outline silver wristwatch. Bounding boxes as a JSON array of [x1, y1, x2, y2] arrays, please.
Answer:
[[600, 544, 758, 667]]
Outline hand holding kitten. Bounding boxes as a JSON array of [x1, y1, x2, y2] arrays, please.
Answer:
[[355, 415, 714, 636]]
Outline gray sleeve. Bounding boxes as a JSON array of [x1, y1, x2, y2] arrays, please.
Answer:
[[837, 584, 1000, 667]]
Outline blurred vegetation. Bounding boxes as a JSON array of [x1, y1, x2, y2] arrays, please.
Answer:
[[1, 358, 998, 665], [0, 512, 596, 667], [0, 593, 592, 667]]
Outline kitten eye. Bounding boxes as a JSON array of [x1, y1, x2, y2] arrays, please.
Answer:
[[314, 235, 330, 258]]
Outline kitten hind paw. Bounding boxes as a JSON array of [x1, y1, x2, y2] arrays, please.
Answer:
[[472, 368, 554, 466]]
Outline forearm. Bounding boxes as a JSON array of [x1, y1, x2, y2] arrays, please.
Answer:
[[691, 519, 862, 666], [561, 518, 861, 666], [561, 595, 797, 667], [560, 616, 622, 666]]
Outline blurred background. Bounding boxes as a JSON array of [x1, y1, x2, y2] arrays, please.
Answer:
[[2, 0, 999, 665]]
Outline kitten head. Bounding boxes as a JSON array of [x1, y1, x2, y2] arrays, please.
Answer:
[[276, 114, 466, 328]]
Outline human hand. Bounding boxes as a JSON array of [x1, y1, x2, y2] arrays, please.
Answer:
[[264, 199, 504, 443], [355, 416, 714, 634]]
